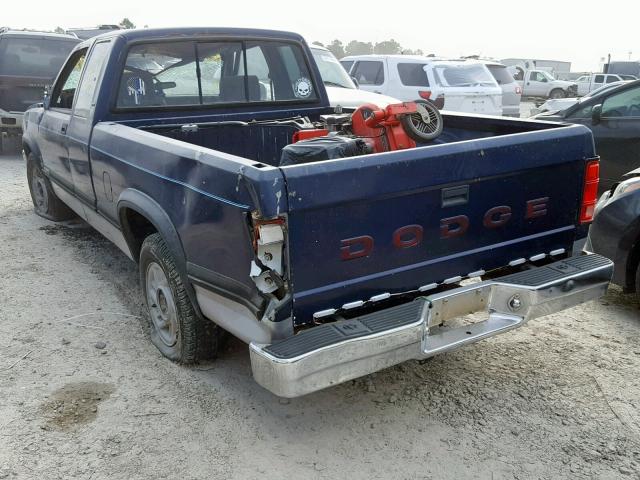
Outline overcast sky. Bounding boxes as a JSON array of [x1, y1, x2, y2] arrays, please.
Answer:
[[4, 0, 638, 71]]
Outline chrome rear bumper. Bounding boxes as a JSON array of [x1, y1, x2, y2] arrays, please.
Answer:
[[250, 254, 612, 398]]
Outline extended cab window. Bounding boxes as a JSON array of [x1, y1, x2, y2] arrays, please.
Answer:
[[50, 48, 87, 109], [116, 40, 317, 109]]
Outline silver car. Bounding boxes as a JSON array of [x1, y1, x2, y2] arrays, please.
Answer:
[[483, 61, 522, 117]]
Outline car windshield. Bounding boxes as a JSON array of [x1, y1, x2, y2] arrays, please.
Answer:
[[541, 71, 555, 81], [0, 37, 78, 77], [311, 48, 355, 89], [486, 64, 515, 85], [433, 63, 497, 87]]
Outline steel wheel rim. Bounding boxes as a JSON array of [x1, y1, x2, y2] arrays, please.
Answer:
[[146, 262, 178, 347], [31, 170, 48, 212], [410, 103, 440, 134]]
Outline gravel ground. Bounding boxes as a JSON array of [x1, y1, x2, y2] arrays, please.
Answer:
[[1, 152, 640, 480]]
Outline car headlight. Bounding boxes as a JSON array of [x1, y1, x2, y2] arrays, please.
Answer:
[[612, 176, 640, 198]]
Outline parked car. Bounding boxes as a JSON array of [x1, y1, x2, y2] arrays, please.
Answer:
[[533, 80, 640, 193], [478, 61, 521, 117], [534, 81, 629, 115], [513, 69, 577, 99], [22, 27, 611, 397], [0, 28, 80, 152], [575, 73, 624, 96], [587, 168, 640, 296], [309, 45, 398, 110], [341, 54, 502, 115]]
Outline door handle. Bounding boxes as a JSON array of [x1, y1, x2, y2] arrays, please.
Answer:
[[61, 124, 67, 134]]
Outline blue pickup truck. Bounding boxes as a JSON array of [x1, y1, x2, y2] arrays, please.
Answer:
[[22, 28, 613, 397]]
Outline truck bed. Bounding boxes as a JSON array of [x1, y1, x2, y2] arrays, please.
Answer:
[[90, 113, 593, 326]]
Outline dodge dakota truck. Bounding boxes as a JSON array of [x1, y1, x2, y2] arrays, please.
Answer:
[[22, 28, 613, 397]]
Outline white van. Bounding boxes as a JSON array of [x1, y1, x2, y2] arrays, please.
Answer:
[[341, 55, 502, 116]]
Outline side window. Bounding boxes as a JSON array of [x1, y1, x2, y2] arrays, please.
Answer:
[[594, 74, 605, 84], [605, 75, 619, 84], [397, 63, 429, 87], [602, 86, 640, 118], [577, 75, 587, 82], [73, 42, 111, 118], [530, 72, 547, 82], [352, 61, 384, 86], [50, 48, 87, 109]]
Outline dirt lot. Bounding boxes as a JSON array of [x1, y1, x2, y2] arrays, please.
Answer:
[[1, 152, 640, 480]]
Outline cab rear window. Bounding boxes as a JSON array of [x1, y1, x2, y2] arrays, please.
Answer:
[[116, 40, 318, 109]]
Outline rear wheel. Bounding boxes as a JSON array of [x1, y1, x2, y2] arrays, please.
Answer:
[[140, 233, 219, 363], [549, 89, 566, 99], [26, 153, 75, 221], [400, 99, 443, 142]]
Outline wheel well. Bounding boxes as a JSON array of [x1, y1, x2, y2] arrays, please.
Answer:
[[120, 208, 158, 261]]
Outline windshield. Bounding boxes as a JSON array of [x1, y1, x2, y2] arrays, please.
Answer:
[[578, 81, 626, 102], [541, 71, 555, 81], [311, 48, 355, 89], [433, 64, 497, 88], [0, 37, 78, 77]]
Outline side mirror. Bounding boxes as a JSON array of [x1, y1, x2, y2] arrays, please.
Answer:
[[43, 86, 51, 109], [592, 104, 602, 125], [350, 75, 360, 88]]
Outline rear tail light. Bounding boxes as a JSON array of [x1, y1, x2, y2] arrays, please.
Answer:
[[515, 86, 523, 95], [433, 94, 445, 110], [580, 158, 600, 224], [418, 90, 431, 100]]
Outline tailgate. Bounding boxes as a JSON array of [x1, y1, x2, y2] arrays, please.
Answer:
[[280, 124, 594, 325]]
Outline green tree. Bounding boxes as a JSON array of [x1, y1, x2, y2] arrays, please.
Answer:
[[119, 18, 136, 29], [326, 39, 346, 59], [403, 48, 424, 56], [345, 40, 373, 57], [373, 39, 402, 55], [54, 26, 65, 34]]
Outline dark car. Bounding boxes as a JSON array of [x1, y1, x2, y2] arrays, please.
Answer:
[[534, 80, 640, 193], [587, 169, 640, 295], [0, 29, 80, 151]]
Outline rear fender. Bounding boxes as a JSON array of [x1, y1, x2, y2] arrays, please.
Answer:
[[117, 189, 202, 316]]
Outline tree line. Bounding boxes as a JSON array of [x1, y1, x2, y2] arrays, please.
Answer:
[[312, 39, 426, 59]]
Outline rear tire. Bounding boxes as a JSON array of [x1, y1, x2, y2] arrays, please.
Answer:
[[26, 153, 76, 221], [140, 233, 219, 364], [549, 89, 566, 99]]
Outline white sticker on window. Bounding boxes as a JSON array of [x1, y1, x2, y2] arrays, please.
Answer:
[[294, 77, 312, 98], [127, 77, 146, 105]]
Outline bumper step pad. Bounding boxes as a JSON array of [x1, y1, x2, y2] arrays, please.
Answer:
[[264, 300, 423, 360]]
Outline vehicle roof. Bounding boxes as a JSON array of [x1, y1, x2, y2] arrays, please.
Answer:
[[341, 54, 437, 62], [0, 29, 80, 41], [77, 27, 306, 47], [310, 45, 329, 52]]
